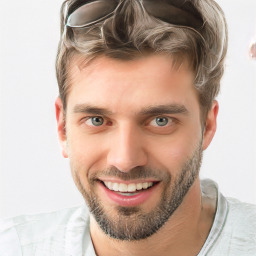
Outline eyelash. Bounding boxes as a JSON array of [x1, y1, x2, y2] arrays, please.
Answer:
[[83, 116, 177, 128], [149, 116, 175, 127], [84, 116, 110, 127]]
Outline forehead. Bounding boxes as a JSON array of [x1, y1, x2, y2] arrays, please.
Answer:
[[66, 54, 199, 114]]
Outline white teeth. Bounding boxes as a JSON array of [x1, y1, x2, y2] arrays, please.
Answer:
[[119, 183, 128, 192], [103, 181, 154, 192], [127, 184, 136, 192], [136, 183, 143, 190], [142, 182, 149, 189], [113, 183, 119, 192], [107, 182, 113, 190]]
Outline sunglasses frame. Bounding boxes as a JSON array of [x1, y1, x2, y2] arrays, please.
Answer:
[[66, 0, 204, 29], [66, 0, 120, 28]]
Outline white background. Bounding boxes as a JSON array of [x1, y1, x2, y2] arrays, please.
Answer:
[[0, 0, 256, 218]]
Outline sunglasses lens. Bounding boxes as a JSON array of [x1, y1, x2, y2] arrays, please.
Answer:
[[143, 0, 203, 28], [66, 0, 203, 29], [67, 0, 118, 27]]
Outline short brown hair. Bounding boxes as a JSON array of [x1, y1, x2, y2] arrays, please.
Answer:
[[56, 0, 228, 119]]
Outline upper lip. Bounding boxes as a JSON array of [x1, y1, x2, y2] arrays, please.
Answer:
[[98, 178, 159, 184]]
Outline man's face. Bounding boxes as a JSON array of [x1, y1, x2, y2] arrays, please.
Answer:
[[56, 54, 217, 240]]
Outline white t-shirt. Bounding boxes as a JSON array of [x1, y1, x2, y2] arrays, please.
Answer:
[[0, 179, 256, 256]]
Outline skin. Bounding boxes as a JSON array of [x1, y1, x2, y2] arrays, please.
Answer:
[[55, 54, 218, 256]]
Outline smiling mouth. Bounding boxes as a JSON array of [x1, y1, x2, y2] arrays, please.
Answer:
[[100, 180, 158, 196]]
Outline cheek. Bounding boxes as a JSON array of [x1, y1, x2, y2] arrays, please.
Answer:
[[150, 143, 190, 168], [66, 129, 107, 173], [148, 132, 201, 174]]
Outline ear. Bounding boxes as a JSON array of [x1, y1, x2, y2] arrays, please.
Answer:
[[202, 100, 219, 150], [55, 97, 68, 158]]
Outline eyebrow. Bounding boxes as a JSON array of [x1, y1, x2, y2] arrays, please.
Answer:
[[140, 104, 189, 116], [73, 105, 112, 115], [72, 104, 189, 116]]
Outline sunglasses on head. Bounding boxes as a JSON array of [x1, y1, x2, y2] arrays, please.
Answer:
[[66, 0, 204, 29]]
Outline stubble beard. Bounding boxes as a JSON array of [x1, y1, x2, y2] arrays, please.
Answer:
[[71, 143, 203, 241]]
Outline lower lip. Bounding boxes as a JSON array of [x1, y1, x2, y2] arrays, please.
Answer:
[[98, 182, 159, 207]]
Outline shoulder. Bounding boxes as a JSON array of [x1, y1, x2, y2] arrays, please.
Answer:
[[200, 180, 256, 255], [0, 205, 90, 256], [226, 197, 256, 234], [218, 198, 256, 255]]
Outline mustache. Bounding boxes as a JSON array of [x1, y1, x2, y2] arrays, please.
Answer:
[[90, 166, 171, 182]]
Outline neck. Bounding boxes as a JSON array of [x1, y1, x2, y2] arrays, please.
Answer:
[[90, 178, 216, 256]]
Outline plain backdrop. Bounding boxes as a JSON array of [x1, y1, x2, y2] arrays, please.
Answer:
[[0, 0, 256, 218]]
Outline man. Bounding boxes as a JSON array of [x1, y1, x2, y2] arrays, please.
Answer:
[[1, 0, 256, 255]]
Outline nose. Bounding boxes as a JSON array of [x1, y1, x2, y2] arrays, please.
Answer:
[[106, 124, 148, 172]]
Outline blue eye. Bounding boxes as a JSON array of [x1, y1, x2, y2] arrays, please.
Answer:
[[150, 117, 171, 127], [155, 117, 169, 126], [87, 116, 104, 126]]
